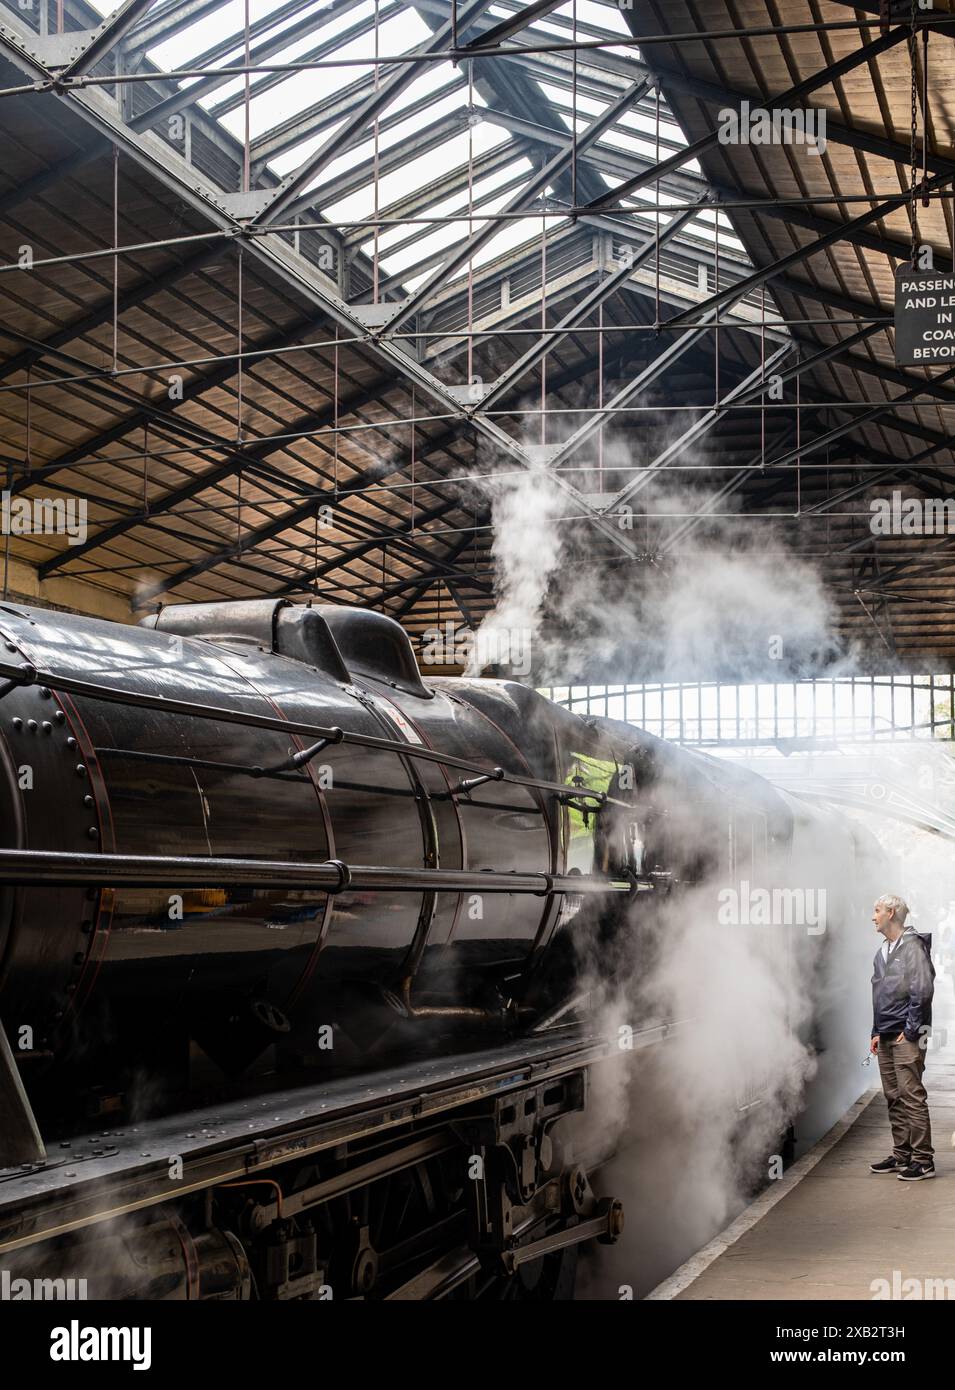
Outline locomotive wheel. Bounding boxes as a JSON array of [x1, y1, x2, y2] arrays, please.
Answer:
[[308, 1149, 464, 1298], [290, 1148, 582, 1300]]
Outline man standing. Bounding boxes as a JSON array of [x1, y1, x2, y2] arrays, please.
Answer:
[[868, 895, 936, 1181]]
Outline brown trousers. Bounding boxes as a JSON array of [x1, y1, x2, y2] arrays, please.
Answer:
[[877, 1034, 933, 1165]]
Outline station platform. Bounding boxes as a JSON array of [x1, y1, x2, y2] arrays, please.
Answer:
[[649, 989, 955, 1301]]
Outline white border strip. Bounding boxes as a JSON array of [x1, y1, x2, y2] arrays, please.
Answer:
[[644, 1086, 880, 1300]]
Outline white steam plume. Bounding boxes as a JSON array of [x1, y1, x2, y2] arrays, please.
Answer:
[[462, 416, 947, 1300], [464, 459, 567, 676], [464, 415, 845, 684]]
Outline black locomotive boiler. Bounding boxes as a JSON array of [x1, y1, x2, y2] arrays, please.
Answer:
[[0, 598, 878, 1299]]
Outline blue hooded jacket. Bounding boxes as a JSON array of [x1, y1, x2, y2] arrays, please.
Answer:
[[871, 928, 935, 1042]]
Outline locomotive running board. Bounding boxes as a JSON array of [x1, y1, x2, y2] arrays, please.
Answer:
[[0, 1021, 686, 1257]]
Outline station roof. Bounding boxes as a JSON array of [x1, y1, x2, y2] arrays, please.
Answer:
[[0, 0, 950, 670]]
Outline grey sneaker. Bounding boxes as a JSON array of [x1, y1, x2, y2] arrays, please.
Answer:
[[897, 1162, 936, 1181], [870, 1156, 906, 1173]]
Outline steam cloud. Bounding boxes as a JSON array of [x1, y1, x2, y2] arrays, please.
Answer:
[[463, 419, 947, 1299], [464, 459, 568, 676], [463, 422, 843, 684], [566, 785, 881, 1299]]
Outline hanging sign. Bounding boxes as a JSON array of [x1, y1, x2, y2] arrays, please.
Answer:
[[894, 264, 955, 366]]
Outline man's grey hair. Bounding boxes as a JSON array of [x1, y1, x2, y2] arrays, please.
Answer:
[[875, 893, 909, 925]]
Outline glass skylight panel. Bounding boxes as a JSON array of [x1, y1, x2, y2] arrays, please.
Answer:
[[618, 108, 687, 144], [216, 8, 423, 134], [372, 157, 534, 253], [471, 210, 569, 273], [93, 0, 763, 300], [522, 15, 578, 40], [148, 0, 248, 70], [371, 165, 536, 275], [372, 219, 469, 277], [364, 88, 480, 161], [260, 68, 467, 177], [207, 8, 383, 119], [192, 0, 340, 74], [377, 62, 463, 119], [537, 82, 605, 117], [266, 121, 348, 179], [596, 125, 680, 162], [215, 68, 356, 140], [322, 121, 507, 225], [577, 1, 631, 35]]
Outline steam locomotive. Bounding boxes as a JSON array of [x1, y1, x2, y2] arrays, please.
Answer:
[[0, 598, 877, 1299]]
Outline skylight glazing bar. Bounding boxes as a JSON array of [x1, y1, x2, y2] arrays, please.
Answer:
[[383, 73, 654, 333], [251, 0, 490, 226]]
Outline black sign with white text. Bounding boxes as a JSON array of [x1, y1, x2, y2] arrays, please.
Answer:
[[895, 265, 955, 365]]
